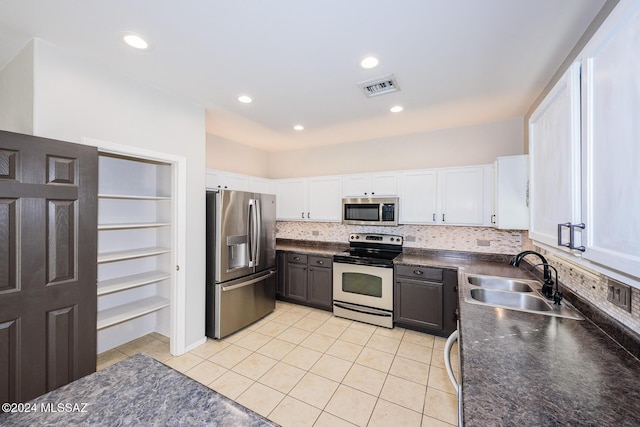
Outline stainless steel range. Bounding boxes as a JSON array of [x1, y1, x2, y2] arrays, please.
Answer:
[[332, 233, 402, 328]]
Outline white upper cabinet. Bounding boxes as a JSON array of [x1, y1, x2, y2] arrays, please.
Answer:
[[205, 168, 274, 194], [528, 0, 640, 282], [398, 170, 438, 224], [343, 172, 397, 197], [438, 166, 486, 226], [528, 62, 582, 252], [275, 178, 308, 220], [580, 0, 640, 278], [493, 155, 529, 230], [307, 177, 343, 221], [275, 176, 342, 222]]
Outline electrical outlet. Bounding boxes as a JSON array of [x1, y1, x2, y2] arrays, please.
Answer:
[[405, 235, 416, 242], [312, 230, 319, 236], [607, 279, 631, 312], [476, 239, 491, 247]]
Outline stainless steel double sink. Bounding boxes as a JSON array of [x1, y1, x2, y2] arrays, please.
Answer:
[[462, 274, 584, 320]]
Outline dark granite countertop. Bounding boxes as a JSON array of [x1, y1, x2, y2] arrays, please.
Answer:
[[455, 261, 640, 427], [276, 239, 348, 257], [277, 240, 640, 426], [0, 353, 279, 427]]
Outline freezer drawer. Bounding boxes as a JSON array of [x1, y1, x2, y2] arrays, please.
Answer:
[[206, 268, 277, 339]]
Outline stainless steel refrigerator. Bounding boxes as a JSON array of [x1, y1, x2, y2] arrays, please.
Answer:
[[205, 190, 277, 339]]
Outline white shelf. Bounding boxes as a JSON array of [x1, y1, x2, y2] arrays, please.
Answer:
[[97, 247, 171, 263], [97, 296, 170, 330], [98, 222, 171, 230], [98, 193, 171, 200], [97, 271, 172, 296]]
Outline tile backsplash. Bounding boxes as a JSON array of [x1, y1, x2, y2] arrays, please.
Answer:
[[276, 221, 529, 254]]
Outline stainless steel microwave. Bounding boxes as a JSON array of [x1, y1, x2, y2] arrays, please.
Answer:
[[342, 197, 399, 226]]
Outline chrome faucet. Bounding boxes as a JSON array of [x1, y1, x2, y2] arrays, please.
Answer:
[[509, 251, 554, 299]]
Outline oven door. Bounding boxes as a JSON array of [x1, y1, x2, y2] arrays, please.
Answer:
[[332, 261, 393, 311]]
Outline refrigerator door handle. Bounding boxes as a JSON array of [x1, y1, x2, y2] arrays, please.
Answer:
[[255, 199, 261, 267], [247, 199, 255, 267]]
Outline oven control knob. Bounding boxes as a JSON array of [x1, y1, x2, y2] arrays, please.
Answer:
[[390, 238, 395, 242]]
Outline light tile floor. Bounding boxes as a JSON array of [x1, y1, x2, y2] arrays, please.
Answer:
[[97, 301, 459, 427]]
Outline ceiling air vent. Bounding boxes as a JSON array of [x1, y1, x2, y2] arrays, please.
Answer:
[[357, 74, 400, 98]]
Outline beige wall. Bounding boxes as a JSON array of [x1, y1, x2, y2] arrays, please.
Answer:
[[0, 40, 34, 134], [206, 133, 271, 177], [268, 118, 524, 178]]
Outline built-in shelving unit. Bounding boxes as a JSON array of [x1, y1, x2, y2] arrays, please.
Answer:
[[97, 153, 174, 353]]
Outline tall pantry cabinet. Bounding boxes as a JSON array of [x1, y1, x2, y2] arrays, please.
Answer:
[[96, 153, 173, 353]]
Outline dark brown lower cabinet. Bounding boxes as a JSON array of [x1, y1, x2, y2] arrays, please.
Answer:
[[0, 130, 98, 403], [277, 251, 333, 311], [394, 264, 457, 336]]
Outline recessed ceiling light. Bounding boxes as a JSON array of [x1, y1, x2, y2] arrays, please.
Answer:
[[293, 125, 304, 131], [360, 56, 379, 69], [390, 105, 404, 113], [123, 34, 149, 50], [238, 95, 253, 104]]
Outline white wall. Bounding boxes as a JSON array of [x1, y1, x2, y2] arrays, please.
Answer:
[[0, 40, 34, 134], [268, 118, 524, 178], [30, 40, 206, 353], [206, 133, 270, 177]]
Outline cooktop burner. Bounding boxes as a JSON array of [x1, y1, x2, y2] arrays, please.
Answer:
[[333, 233, 403, 267]]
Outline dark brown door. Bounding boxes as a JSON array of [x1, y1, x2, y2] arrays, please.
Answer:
[[0, 130, 98, 403]]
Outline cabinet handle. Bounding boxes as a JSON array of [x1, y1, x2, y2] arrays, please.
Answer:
[[432, 213, 436, 222], [307, 212, 310, 219], [569, 223, 586, 252], [557, 223, 586, 252], [293, 256, 300, 261], [442, 214, 446, 222], [364, 192, 368, 196], [301, 212, 304, 219], [557, 223, 571, 248], [491, 214, 496, 224], [317, 260, 324, 265], [413, 270, 423, 275], [372, 192, 375, 195]]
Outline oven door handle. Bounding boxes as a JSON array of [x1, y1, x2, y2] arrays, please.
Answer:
[[333, 259, 393, 268], [333, 302, 393, 317]]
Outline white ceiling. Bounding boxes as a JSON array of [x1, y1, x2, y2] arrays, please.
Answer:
[[0, 0, 606, 151]]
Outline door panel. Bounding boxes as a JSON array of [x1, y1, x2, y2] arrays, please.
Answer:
[[0, 198, 17, 292], [0, 319, 18, 403], [46, 305, 77, 391], [0, 130, 97, 402]]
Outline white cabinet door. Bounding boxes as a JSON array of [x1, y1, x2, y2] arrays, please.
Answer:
[[399, 170, 437, 224], [308, 176, 343, 221], [438, 167, 485, 225], [250, 176, 273, 194], [494, 155, 529, 230], [222, 172, 250, 191], [343, 173, 398, 197], [275, 179, 308, 220], [370, 173, 398, 196], [528, 62, 582, 251], [343, 174, 370, 197], [205, 170, 222, 190], [581, 0, 640, 278]]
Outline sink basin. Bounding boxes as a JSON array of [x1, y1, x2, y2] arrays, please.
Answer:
[[467, 275, 534, 292], [469, 288, 552, 312], [462, 274, 584, 320]]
